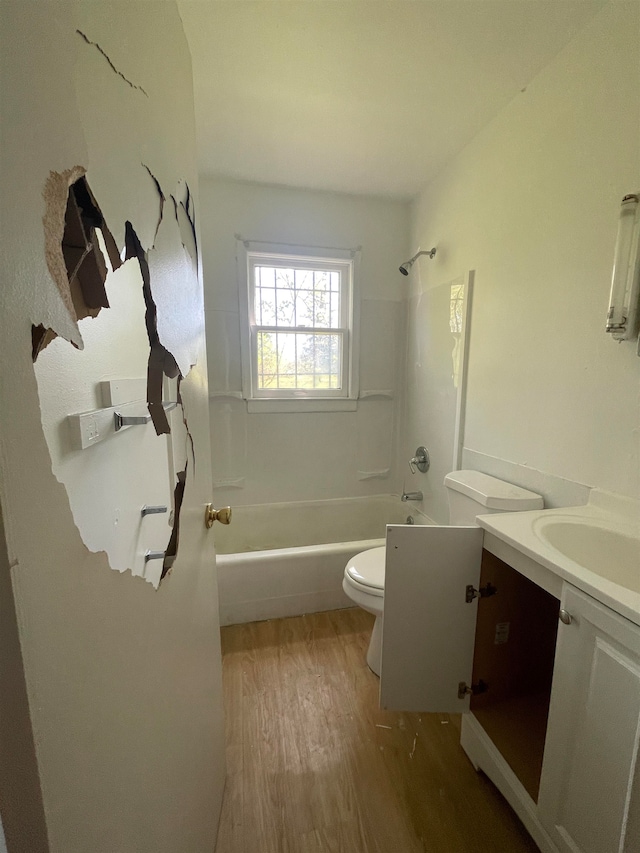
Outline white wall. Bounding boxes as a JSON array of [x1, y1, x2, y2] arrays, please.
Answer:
[[201, 178, 410, 506], [0, 4, 224, 852], [407, 1, 640, 503]]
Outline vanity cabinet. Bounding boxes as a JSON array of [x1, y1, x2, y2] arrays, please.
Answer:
[[380, 523, 640, 853], [537, 584, 640, 853]]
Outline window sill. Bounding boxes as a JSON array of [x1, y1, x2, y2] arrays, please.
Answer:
[[246, 398, 358, 414]]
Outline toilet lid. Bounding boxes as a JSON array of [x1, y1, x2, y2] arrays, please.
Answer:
[[345, 546, 385, 590]]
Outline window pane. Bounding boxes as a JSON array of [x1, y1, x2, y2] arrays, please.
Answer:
[[275, 288, 295, 327], [255, 267, 277, 325], [313, 289, 331, 328], [295, 269, 313, 291], [248, 252, 351, 399], [256, 331, 282, 389], [275, 268, 295, 291], [256, 263, 345, 330], [295, 290, 314, 327], [256, 331, 342, 390], [313, 270, 330, 292], [259, 267, 275, 289], [258, 288, 276, 326]]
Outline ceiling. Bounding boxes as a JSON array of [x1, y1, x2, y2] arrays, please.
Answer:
[[178, 1, 605, 200]]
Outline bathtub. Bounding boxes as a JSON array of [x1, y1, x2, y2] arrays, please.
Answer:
[[215, 494, 430, 626]]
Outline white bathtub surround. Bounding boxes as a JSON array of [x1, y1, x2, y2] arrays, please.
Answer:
[[215, 493, 412, 554], [201, 178, 409, 509], [399, 273, 473, 525], [216, 495, 430, 626]]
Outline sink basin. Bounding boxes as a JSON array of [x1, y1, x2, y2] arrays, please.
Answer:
[[533, 517, 640, 593]]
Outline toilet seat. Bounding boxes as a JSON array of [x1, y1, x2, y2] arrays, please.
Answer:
[[344, 546, 385, 597], [343, 547, 386, 676]]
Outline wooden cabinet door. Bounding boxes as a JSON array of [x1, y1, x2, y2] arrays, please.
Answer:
[[379, 524, 484, 713], [538, 584, 640, 853]]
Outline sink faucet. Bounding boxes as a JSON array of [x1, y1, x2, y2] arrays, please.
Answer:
[[401, 490, 423, 502]]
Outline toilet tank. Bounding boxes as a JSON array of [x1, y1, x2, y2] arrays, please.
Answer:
[[444, 470, 543, 525]]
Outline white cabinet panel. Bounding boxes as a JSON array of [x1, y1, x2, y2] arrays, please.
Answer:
[[380, 524, 483, 713], [538, 585, 640, 853]]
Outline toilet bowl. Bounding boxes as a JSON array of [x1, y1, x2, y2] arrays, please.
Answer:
[[343, 546, 386, 675], [342, 470, 544, 677]]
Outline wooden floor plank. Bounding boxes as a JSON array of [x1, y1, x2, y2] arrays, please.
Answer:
[[216, 608, 539, 853]]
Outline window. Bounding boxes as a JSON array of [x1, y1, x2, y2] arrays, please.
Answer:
[[238, 242, 359, 412]]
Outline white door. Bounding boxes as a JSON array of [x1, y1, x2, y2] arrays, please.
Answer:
[[538, 584, 640, 853], [380, 524, 484, 712], [0, 5, 226, 850]]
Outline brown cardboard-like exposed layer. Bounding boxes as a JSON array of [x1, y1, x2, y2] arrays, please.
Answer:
[[36, 171, 122, 360], [162, 467, 186, 580], [42, 166, 87, 324], [177, 376, 196, 470], [172, 181, 197, 264], [124, 221, 180, 435]]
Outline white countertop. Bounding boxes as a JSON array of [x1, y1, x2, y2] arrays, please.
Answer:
[[476, 490, 640, 627]]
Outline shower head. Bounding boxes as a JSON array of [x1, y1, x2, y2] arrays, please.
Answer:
[[399, 248, 437, 275]]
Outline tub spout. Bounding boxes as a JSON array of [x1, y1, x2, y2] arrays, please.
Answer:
[[401, 491, 423, 502]]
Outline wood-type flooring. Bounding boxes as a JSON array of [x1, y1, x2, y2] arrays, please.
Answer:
[[215, 607, 539, 853]]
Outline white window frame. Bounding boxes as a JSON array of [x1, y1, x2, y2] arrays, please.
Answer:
[[237, 240, 360, 413], [249, 255, 351, 398]]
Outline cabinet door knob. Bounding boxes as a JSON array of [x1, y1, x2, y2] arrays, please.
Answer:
[[559, 608, 573, 625]]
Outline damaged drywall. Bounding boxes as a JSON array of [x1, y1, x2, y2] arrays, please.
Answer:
[[143, 164, 165, 246], [76, 30, 149, 97], [29, 13, 204, 588], [177, 376, 196, 471], [172, 180, 198, 265], [36, 169, 122, 357], [161, 467, 186, 580], [33, 168, 198, 587], [147, 192, 202, 379], [124, 221, 180, 435]]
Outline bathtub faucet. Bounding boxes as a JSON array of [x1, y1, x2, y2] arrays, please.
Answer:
[[401, 490, 423, 502]]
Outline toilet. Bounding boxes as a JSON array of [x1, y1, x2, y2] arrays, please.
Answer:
[[342, 470, 544, 676]]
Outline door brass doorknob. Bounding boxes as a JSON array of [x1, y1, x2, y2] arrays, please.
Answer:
[[205, 503, 232, 529]]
